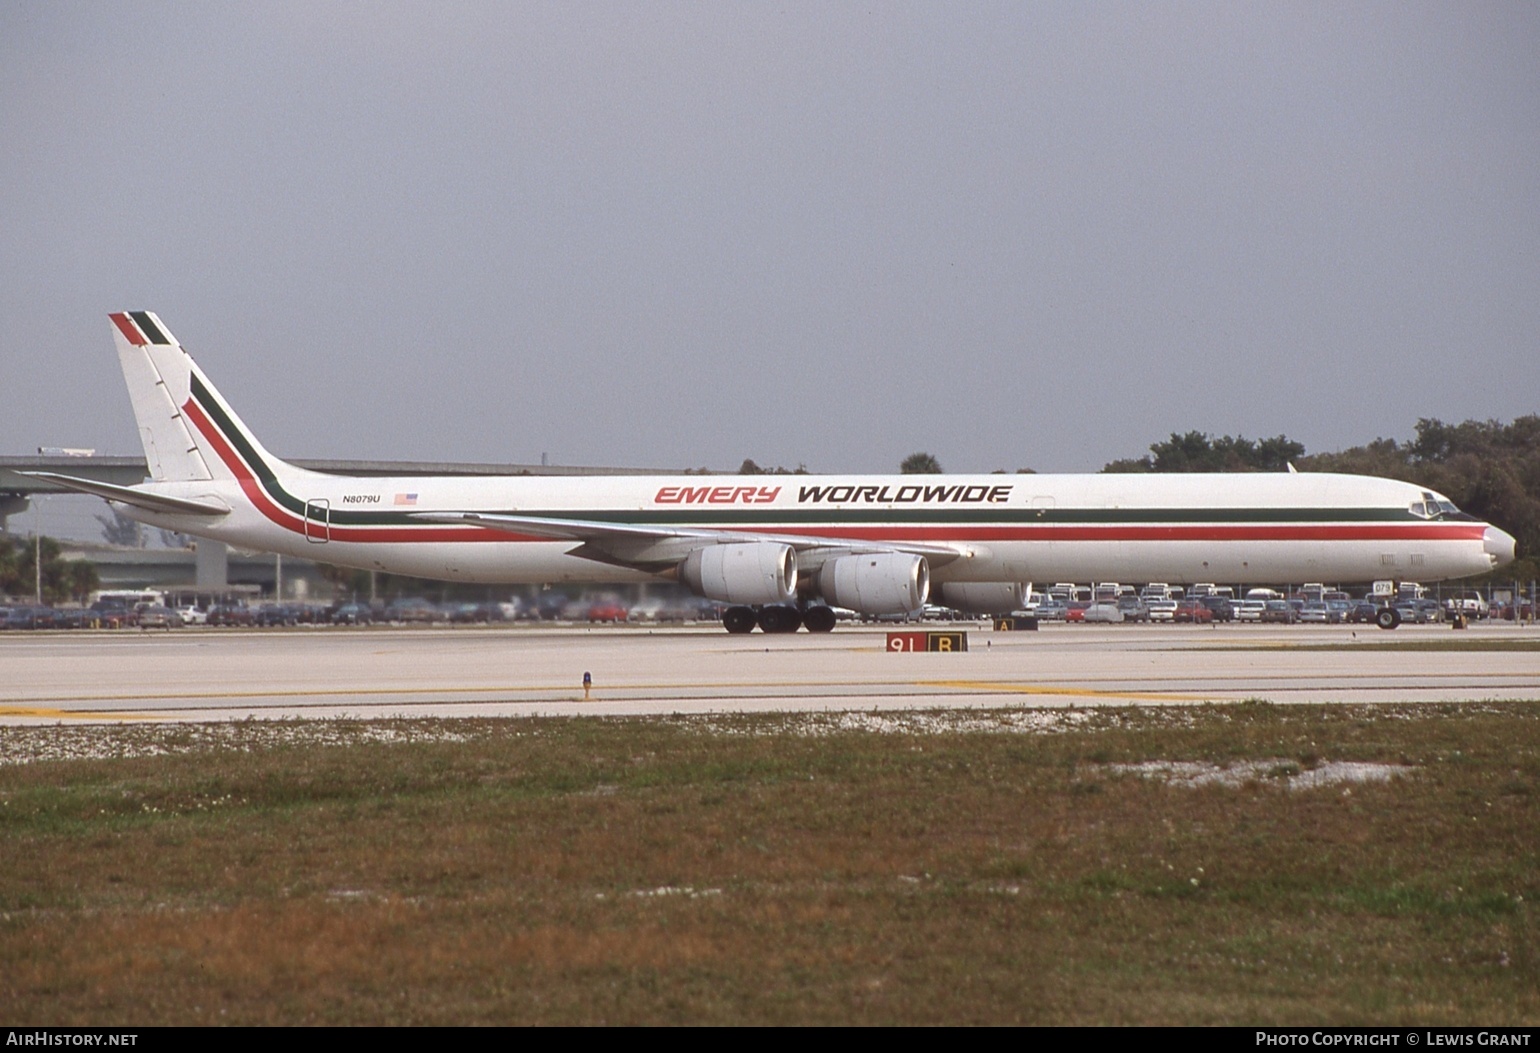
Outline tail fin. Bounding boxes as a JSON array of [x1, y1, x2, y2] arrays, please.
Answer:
[[110, 312, 300, 485]]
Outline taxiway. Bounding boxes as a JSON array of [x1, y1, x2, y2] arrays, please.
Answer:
[[2, 621, 1537, 724]]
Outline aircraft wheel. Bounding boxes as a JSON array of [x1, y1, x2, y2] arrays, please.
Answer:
[[1375, 607, 1401, 631], [802, 606, 837, 633], [758, 605, 803, 633], [722, 606, 757, 634]]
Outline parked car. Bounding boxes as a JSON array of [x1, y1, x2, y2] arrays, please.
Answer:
[[87, 601, 133, 628], [1116, 595, 1151, 622], [384, 598, 441, 623], [586, 600, 629, 623], [1346, 600, 1383, 624], [0, 607, 36, 630], [1033, 599, 1068, 622], [1081, 600, 1125, 623], [2, 606, 58, 630], [442, 602, 493, 623], [1173, 600, 1214, 624], [1146, 600, 1178, 623], [292, 603, 328, 624], [534, 593, 574, 620], [1443, 592, 1489, 619], [54, 608, 94, 629], [1493, 600, 1535, 621], [1261, 600, 1298, 624], [1394, 599, 1443, 624], [254, 605, 300, 627], [1198, 596, 1235, 622], [136, 605, 184, 629], [207, 604, 255, 627], [330, 602, 374, 625], [1236, 600, 1267, 623], [628, 598, 666, 622]]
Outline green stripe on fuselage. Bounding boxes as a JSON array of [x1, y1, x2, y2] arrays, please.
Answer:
[[499, 506, 1418, 527]]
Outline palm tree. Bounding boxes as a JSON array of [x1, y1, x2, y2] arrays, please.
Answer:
[[900, 452, 942, 475]]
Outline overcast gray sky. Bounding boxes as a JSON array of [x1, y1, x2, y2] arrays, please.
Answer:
[[4, 1, 1537, 485]]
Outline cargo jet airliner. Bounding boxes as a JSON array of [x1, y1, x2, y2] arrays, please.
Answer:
[[30, 312, 1517, 632]]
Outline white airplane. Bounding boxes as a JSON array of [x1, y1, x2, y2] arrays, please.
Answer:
[[31, 311, 1516, 632]]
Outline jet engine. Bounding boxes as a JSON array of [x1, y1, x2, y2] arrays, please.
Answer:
[[937, 581, 1028, 615], [679, 542, 798, 605], [817, 553, 930, 615]]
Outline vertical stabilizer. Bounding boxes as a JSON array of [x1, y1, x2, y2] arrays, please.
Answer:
[[111, 311, 211, 482], [110, 312, 300, 485]]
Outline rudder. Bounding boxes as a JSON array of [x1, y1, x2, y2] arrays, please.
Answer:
[[110, 311, 301, 486], [111, 311, 214, 482]]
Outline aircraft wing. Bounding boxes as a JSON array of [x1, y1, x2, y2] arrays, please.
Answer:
[[21, 472, 231, 517], [412, 511, 969, 569], [413, 512, 722, 542]]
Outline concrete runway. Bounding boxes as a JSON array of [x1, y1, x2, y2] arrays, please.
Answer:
[[2, 620, 1537, 724]]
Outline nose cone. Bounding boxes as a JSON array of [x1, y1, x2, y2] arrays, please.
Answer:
[[1485, 526, 1517, 568]]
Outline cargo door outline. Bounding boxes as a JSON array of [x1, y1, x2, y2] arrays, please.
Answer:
[[304, 499, 330, 543]]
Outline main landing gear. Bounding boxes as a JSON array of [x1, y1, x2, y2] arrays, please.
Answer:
[[722, 604, 837, 634]]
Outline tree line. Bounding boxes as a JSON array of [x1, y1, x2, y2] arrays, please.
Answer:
[[0, 534, 100, 605]]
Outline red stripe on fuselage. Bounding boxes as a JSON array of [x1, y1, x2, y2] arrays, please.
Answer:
[[701, 523, 1486, 544], [110, 313, 147, 346], [177, 396, 1488, 549], [181, 397, 310, 533]]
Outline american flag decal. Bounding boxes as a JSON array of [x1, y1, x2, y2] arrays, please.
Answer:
[[394, 493, 418, 506]]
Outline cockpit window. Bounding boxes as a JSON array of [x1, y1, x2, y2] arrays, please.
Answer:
[[1410, 492, 1464, 519]]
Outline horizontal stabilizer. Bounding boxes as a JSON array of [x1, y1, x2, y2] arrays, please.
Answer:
[[22, 472, 230, 517]]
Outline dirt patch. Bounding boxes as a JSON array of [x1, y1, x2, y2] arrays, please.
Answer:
[[1107, 758, 1413, 790]]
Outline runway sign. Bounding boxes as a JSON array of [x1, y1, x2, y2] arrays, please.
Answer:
[[887, 631, 968, 653]]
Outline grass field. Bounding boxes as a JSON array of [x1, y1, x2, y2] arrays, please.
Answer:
[[1, 703, 1535, 1025]]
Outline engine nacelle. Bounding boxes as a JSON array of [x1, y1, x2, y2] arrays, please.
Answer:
[[938, 581, 1029, 615], [818, 553, 930, 615], [679, 542, 798, 605]]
